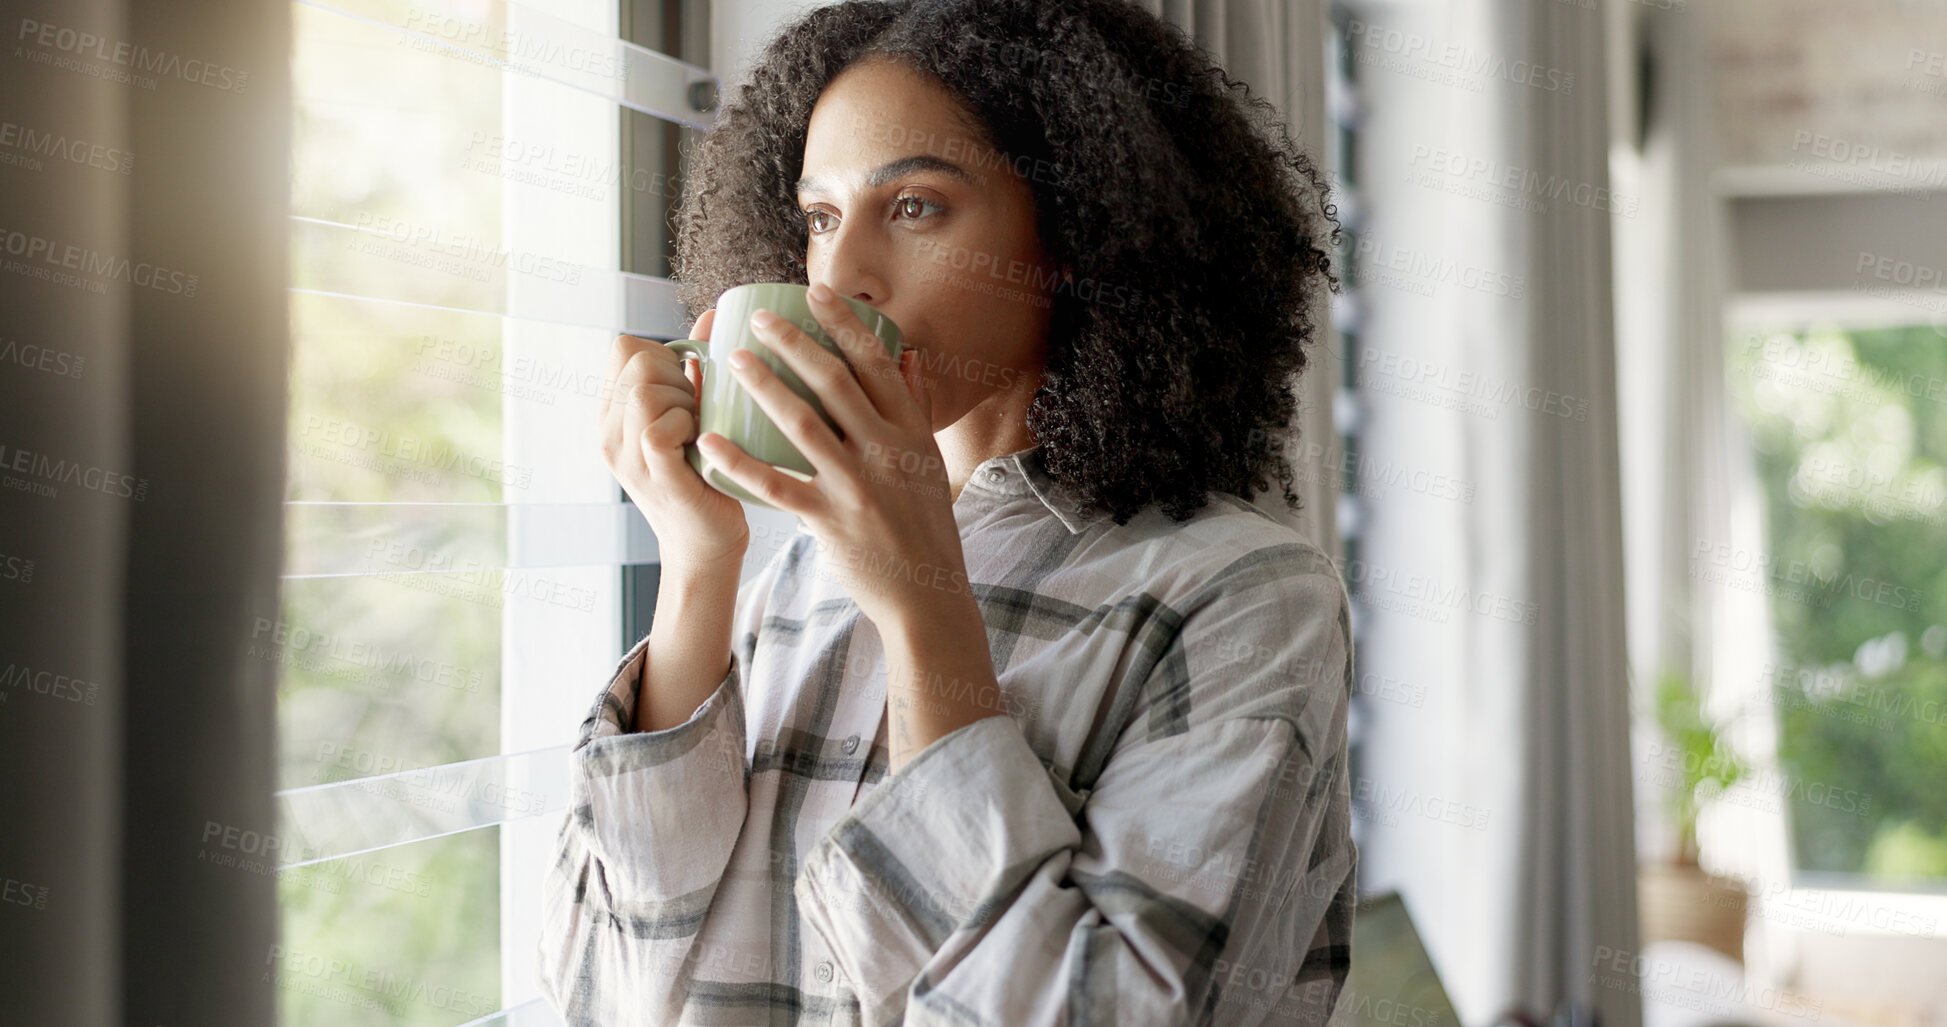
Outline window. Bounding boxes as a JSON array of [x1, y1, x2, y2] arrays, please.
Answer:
[[271, 1, 714, 1022], [1325, 0, 1371, 852], [1724, 314, 1947, 893]]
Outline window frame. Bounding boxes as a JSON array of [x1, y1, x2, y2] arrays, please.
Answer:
[[1708, 292, 1947, 944]]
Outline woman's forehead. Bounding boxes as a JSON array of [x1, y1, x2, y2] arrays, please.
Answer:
[[802, 60, 999, 176]]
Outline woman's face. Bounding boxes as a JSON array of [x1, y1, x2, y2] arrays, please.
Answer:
[[798, 57, 1062, 432]]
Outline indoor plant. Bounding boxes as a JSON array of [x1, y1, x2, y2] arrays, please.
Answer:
[[1637, 668, 1752, 962]]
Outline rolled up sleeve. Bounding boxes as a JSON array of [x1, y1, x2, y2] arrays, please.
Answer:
[[576, 637, 750, 906], [794, 545, 1357, 1026]]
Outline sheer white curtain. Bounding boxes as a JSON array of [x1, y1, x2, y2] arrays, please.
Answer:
[[1133, 0, 1340, 555], [1343, 0, 1640, 1024]]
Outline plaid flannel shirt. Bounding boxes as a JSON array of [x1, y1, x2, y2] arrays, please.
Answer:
[[538, 443, 1356, 1026]]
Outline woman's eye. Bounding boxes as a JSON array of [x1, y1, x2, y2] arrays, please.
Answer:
[[893, 194, 943, 221], [805, 196, 940, 235]]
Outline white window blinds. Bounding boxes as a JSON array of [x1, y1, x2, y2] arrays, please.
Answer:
[[271, 1, 713, 1022]]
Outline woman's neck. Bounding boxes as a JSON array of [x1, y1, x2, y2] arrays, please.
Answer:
[[935, 381, 1042, 504]]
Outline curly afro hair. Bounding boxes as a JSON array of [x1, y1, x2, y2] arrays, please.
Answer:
[[671, 0, 1340, 527]]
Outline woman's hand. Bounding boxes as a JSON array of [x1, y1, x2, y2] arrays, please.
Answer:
[[598, 308, 751, 572], [696, 284, 967, 638]]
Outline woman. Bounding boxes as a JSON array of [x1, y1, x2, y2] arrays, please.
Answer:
[[540, 1, 1353, 1024]]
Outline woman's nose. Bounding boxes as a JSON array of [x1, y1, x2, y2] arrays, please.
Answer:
[[815, 225, 889, 307]]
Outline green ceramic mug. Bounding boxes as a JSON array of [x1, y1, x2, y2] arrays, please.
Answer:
[[663, 282, 904, 509]]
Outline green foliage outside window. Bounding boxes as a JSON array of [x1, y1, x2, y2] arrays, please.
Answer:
[[1729, 323, 1947, 887], [276, 7, 509, 1022]]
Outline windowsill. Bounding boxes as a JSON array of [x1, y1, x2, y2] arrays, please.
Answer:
[[1753, 881, 1947, 939]]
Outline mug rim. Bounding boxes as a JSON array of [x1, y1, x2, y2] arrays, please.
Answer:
[[710, 281, 903, 352]]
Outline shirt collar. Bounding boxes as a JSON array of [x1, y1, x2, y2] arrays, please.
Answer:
[[962, 443, 1103, 534]]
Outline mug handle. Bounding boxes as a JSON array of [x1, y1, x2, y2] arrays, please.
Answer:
[[662, 339, 708, 405], [659, 338, 774, 508], [660, 338, 711, 472], [663, 338, 707, 365]]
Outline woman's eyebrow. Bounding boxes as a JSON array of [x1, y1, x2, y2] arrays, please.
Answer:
[[796, 154, 979, 195]]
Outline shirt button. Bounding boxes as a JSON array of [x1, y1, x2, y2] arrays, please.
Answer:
[[815, 960, 834, 983], [984, 468, 1005, 484], [841, 734, 860, 755]]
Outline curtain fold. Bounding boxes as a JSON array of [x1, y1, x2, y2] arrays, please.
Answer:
[[0, 1, 290, 1023], [1343, 0, 1641, 1023], [1509, 0, 1638, 1009], [0, 1, 129, 1022]]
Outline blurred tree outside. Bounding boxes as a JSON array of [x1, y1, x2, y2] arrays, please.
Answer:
[[272, 4, 512, 1023], [1729, 323, 1947, 888]]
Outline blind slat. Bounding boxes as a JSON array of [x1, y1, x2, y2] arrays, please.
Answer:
[[273, 746, 569, 869], [457, 998, 563, 1027], [292, 216, 688, 338], [284, 501, 661, 577], [299, 0, 716, 128]]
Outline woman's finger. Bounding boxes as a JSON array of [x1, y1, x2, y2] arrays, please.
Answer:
[[805, 285, 917, 429], [724, 341, 855, 479], [747, 309, 880, 444], [616, 367, 653, 479], [678, 306, 716, 413], [632, 378, 705, 488], [600, 335, 686, 425], [697, 432, 824, 515]]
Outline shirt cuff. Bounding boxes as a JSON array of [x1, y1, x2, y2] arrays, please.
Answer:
[[793, 714, 1081, 1018], [570, 634, 749, 904]]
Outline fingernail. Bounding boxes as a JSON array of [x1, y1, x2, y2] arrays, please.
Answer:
[[808, 282, 833, 302], [729, 349, 752, 369]]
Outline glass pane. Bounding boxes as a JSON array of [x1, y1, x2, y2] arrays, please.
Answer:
[[306, 0, 715, 129], [270, 570, 503, 792], [283, 5, 513, 1021], [288, 293, 511, 506], [273, 830, 501, 1026], [269, 560, 615, 794], [282, 0, 683, 1018], [1728, 322, 1947, 888], [293, 5, 505, 243]]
